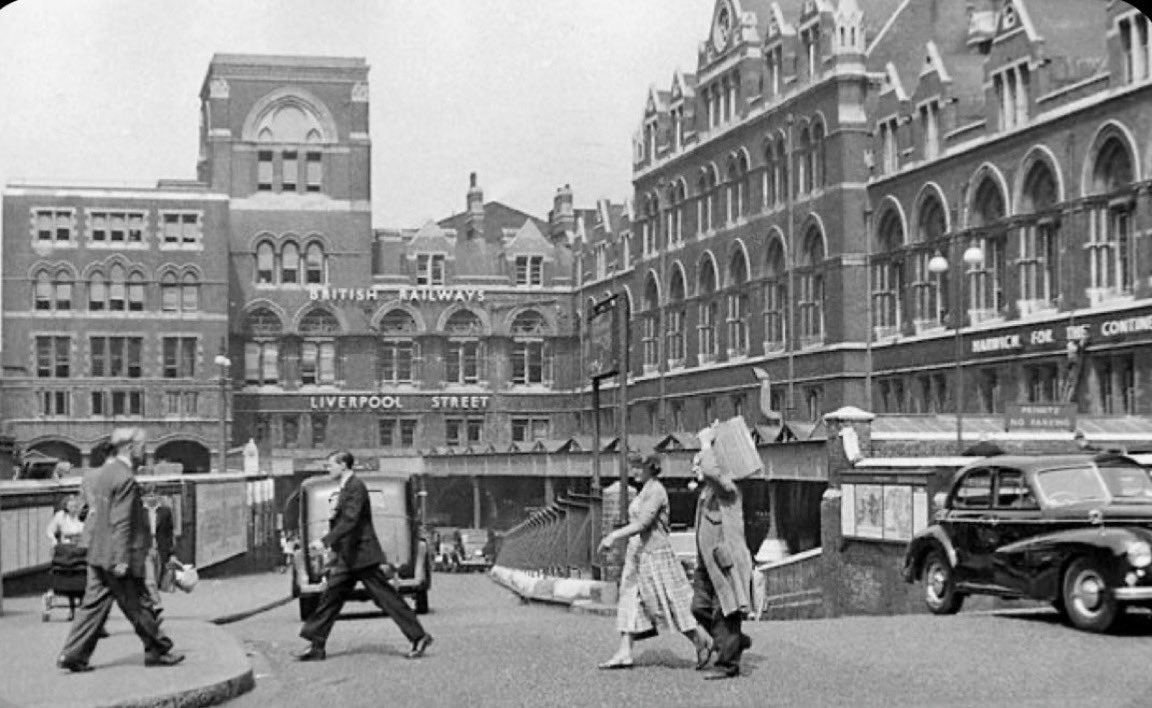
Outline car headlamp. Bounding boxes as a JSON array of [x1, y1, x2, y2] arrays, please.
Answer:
[[1126, 540, 1152, 568]]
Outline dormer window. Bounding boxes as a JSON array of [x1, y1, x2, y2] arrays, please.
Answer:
[[1118, 12, 1151, 85], [994, 62, 1030, 132], [920, 100, 941, 160], [802, 26, 821, 80], [766, 45, 783, 97], [879, 117, 899, 174], [416, 253, 445, 285], [515, 255, 543, 286]]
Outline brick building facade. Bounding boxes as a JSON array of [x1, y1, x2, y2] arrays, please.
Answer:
[[576, 0, 1152, 442]]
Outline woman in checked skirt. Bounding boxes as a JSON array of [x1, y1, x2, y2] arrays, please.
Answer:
[[596, 454, 713, 670]]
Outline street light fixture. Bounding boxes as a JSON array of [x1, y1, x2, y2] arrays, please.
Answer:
[[928, 243, 984, 454], [214, 353, 231, 474]]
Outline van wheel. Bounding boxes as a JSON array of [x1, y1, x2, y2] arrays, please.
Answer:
[[1063, 557, 1121, 633], [415, 589, 429, 614], [299, 594, 319, 621]]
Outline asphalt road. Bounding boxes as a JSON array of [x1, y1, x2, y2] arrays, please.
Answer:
[[224, 572, 1152, 708]]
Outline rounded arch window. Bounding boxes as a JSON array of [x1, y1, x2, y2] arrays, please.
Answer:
[[446, 309, 483, 336], [1021, 160, 1058, 213], [128, 271, 145, 312], [305, 243, 326, 285], [877, 210, 905, 253], [670, 267, 686, 302], [108, 264, 127, 312], [802, 228, 825, 266], [1090, 136, 1134, 195], [256, 242, 275, 284], [35, 271, 52, 310], [728, 248, 748, 286], [182, 272, 200, 312], [917, 195, 947, 242], [88, 272, 106, 311], [697, 257, 717, 295], [245, 307, 283, 336], [299, 309, 340, 335], [643, 273, 660, 311], [511, 310, 548, 336], [970, 178, 1006, 227], [281, 242, 300, 284], [379, 309, 417, 335]]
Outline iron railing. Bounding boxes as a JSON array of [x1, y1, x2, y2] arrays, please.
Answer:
[[495, 493, 601, 577]]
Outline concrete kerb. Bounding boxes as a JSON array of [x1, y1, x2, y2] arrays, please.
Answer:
[[489, 565, 617, 616], [103, 667, 256, 708]]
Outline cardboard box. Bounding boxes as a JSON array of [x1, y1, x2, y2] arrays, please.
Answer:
[[713, 415, 763, 480]]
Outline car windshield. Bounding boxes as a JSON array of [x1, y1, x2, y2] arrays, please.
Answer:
[[1035, 462, 1152, 505]]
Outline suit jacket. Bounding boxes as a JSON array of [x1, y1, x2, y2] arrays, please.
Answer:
[[694, 448, 754, 617], [322, 474, 387, 571], [82, 457, 152, 577]]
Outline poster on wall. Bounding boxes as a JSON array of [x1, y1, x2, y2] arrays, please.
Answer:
[[854, 484, 884, 539], [883, 485, 913, 541], [840, 484, 856, 537], [195, 482, 248, 568]]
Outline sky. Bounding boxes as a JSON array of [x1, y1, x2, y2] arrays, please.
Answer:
[[0, 0, 714, 226]]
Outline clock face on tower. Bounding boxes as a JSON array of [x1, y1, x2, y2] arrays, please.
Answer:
[[712, 3, 732, 52]]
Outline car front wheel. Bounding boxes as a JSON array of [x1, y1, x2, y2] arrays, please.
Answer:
[[1062, 557, 1121, 633], [922, 549, 964, 614]]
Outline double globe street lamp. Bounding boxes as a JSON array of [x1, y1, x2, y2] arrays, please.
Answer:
[[928, 244, 984, 455]]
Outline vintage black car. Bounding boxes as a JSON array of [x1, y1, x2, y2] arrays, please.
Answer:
[[903, 453, 1152, 632]]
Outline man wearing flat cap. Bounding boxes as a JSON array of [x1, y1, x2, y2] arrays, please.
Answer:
[[57, 427, 184, 672]]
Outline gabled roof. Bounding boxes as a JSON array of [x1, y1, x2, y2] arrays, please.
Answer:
[[655, 432, 701, 452], [503, 220, 554, 259], [437, 201, 548, 243], [406, 220, 455, 254]]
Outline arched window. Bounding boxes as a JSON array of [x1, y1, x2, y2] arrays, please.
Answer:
[[445, 310, 483, 384], [667, 267, 687, 365], [797, 126, 812, 195], [378, 309, 418, 384], [763, 239, 787, 351], [871, 210, 904, 336], [281, 242, 300, 284], [912, 193, 948, 328], [54, 271, 72, 311], [108, 264, 126, 312], [511, 310, 551, 385], [128, 272, 145, 312], [969, 176, 1008, 318], [35, 271, 52, 310], [1018, 160, 1060, 312], [708, 165, 723, 231], [642, 273, 661, 369], [774, 136, 789, 204], [244, 308, 282, 386], [697, 256, 719, 362], [696, 172, 710, 236], [88, 272, 106, 311], [161, 272, 180, 312], [299, 309, 339, 386], [256, 242, 275, 284], [797, 227, 825, 345], [305, 243, 325, 285], [1087, 135, 1136, 298], [182, 273, 200, 312], [726, 248, 749, 356], [762, 141, 776, 208], [812, 120, 826, 187]]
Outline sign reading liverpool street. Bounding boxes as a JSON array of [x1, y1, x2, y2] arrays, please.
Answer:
[[1004, 402, 1077, 432], [585, 295, 619, 380]]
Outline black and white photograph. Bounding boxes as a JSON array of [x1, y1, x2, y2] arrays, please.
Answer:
[[4, 0, 1152, 706]]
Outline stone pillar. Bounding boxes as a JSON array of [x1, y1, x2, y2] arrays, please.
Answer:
[[543, 476, 555, 506], [820, 406, 875, 619]]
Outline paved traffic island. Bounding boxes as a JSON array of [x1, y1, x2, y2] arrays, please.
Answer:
[[489, 565, 617, 616]]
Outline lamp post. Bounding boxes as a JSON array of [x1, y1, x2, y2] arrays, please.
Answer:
[[214, 353, 231, 474], [928, 243, 984, 455]]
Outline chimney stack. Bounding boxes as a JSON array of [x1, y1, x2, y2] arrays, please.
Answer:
[[550, 184, 575, 242], [467, 172, 484, 217]]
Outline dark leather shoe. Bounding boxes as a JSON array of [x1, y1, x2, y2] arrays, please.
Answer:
[[694, 635, 714, 670], [406, 634, 433, 659], [144, 652, 185, 667], [704, 665, 740, 680], [297, 646, 326, 662], [57, 656, 94, 673]]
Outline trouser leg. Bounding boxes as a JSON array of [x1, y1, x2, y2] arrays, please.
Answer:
[[690, 562, 717, 635], [59, 566, 116, 663], [107, 573, 173, 657], [711, 608, 743, 669], [360, 566, 425, 644], [300, 571, 355, 646], [144, 548, 162, 607]]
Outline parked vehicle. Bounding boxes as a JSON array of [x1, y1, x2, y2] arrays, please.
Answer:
[[450, 528, 494, 572], [290, 470, 431, 620], [903, 453, 1152, 632]]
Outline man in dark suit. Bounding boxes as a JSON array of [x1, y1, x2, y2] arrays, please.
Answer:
[[297, 450, 433, 661], [56, 427, 185, 672]]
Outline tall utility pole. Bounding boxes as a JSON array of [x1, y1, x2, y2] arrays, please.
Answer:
[[616, 300, 629, 525], [214, 351, 231, 474]]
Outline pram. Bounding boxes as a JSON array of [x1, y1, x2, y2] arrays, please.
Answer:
[[42, 543, 88, 622]]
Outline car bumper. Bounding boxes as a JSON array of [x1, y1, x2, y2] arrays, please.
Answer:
[[1114, 586, 1152, 601]]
